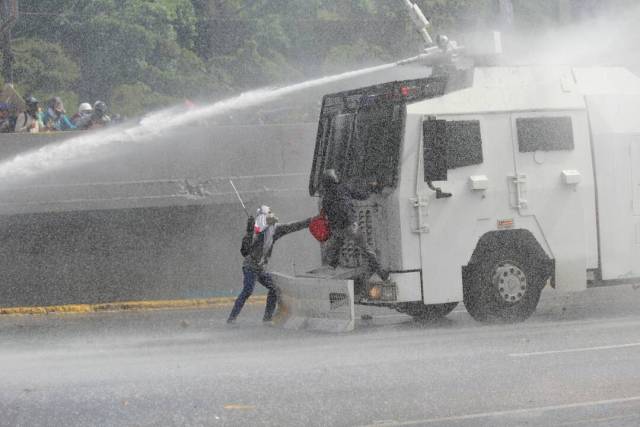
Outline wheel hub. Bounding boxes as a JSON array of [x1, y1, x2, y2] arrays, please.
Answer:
[[492, 262, 527, 303]]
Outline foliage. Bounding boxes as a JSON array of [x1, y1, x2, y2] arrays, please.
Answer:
[[322, 40, 391, 74], [110, 82, 176, 118], [4, 1, 632, 117], [10, 38, 80, 102], [12, 0, 214, 114]]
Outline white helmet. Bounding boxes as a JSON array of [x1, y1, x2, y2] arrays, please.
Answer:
[[78, 102, 92, 113]]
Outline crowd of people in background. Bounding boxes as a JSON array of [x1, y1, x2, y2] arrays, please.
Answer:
[[0, 94, 117, 134]]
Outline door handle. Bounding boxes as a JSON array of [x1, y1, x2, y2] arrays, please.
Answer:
[[426, 179, 452, 199]]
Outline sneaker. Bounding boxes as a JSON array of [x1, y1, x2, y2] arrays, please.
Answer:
[[226, 317, 236, 324]]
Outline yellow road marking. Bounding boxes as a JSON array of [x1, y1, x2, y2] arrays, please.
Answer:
[[0, 296, 267, 316], [223, 404, 256, 410]]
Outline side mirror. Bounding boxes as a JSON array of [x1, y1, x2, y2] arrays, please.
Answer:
[[423, 118, 448, 182]]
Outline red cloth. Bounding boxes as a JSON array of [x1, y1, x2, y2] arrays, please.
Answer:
[[309, 213, 331, 242]]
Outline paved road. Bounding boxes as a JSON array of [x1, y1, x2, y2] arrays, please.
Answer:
[[1, 285, 640, 426]]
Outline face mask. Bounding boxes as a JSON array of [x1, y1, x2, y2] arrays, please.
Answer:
[[254, 205, 271, 233]]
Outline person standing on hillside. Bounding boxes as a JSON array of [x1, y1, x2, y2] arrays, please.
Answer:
[[0, 102, 13, 133], [76, 100, 111, 130], [227, 205, 311, 324], [71, 102, 93, 126], [42, 97, 76, 131]]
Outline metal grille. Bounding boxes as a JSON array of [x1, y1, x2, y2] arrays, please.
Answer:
[[329, 292, 349, 310], [339, 204, 378, 268]]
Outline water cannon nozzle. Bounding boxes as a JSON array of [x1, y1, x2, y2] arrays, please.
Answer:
[[402, 0, 433, 47], [399, 0, 470, 71]]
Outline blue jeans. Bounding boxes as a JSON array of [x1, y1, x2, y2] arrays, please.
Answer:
[[228, 266, 277, 321]]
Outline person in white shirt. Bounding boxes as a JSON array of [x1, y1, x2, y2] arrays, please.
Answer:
[[71, 102, 92, 126]]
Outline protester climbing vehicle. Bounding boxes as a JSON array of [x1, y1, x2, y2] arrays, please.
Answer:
[[270, 0, 640, 332]]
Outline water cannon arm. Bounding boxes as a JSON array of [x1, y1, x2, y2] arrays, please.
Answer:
[[398, 0, 467, 69], [395, 40, 463, 68], [401, 0, 433, 47]]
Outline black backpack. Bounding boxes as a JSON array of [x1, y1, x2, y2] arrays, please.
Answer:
[[240, 233, 252, 257], [240, 216, 255, 257]]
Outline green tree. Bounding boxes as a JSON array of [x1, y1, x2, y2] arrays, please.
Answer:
[[14, 0, 223, 114], [10, 0, 634, 118], [322, 40, 391, 74], [10, 38, 80, 102], [110, 82, 175, 118]]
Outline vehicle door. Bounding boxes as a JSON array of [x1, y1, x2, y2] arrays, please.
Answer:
[[416, 115, 494, 304], [509, 112, 596, 290]]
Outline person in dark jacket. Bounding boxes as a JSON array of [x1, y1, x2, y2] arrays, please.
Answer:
[[227, 205, 311, 324], [321, 169, 388, 280], [0, 102, 13, 133], [76, 100, 111, 130]]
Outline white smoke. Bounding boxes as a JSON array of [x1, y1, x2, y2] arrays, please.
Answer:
[[502, 3, 640, 70]]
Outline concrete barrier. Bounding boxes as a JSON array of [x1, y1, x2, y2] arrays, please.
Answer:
[[0, 124, 321, 308], [271, 271, 356, 333]]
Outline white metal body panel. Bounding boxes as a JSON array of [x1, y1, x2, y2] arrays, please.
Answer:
[[390, 271, 423, 302], [387, 66, 640, 303], [585, 94, 640, 280], [510, 110, 596, 290], [395, 113, 425, 271], [393, 66, 601, 303], [409, 67, 585, 115], [404, 110, 592, 302], [411, 113, 514, 304], [573, 67, 640, 280]]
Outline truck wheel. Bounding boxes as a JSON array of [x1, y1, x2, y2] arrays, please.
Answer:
[[463, 247, 544, 323], [399, 302, 458, 321]]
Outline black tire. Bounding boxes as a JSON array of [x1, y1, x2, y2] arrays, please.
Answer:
[[400, 302, 459, 321], [463, 245, 545, 323]]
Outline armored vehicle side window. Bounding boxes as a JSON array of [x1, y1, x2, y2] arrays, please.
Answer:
[[423, 119, 483, 182], [446, 120, 483, 169], [517, 116, 574, 152]]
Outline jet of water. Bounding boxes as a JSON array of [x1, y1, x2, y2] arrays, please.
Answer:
[[0, 61, 400, 183]]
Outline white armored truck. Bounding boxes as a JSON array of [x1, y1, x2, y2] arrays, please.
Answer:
[[272, 3, 640, 332]]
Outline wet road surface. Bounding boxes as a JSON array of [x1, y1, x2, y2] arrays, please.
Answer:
[[1, 284, 640, 426]]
